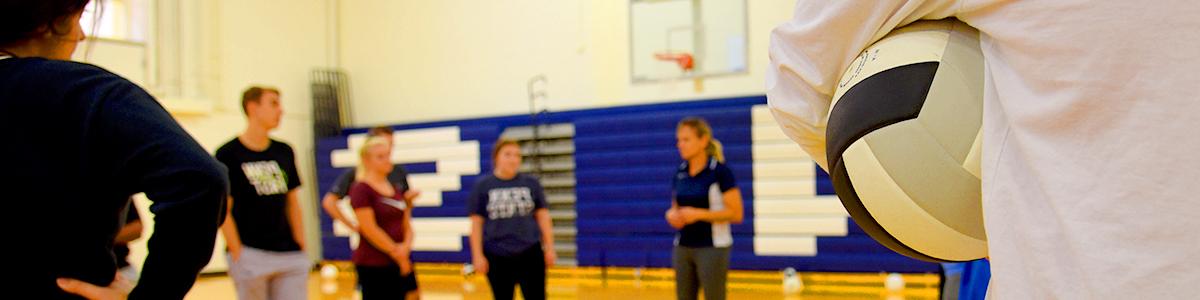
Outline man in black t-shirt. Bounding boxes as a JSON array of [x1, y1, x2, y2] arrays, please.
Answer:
[[216, 87, 310, 300]]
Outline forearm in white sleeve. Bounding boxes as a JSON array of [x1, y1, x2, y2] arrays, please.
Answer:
[[765, 0, 963, 170]]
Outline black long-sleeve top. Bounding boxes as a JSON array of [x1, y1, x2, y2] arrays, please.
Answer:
[[0, 57, 229, 299]]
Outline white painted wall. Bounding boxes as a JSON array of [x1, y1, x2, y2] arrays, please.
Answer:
[[339, 0, 797, 126]]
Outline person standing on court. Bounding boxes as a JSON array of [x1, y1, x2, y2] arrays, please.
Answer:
[[349, 136, 422, 299], [322, 126, 412, 248], [468, 139, 556, 300], [664, 117, 744, 300], [2, 1, 229, 298], [216, 86, 311, 300]]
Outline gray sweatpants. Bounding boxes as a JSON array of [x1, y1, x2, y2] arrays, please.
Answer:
[[226, 246, 311, 300], [673, 246, 730, 300]]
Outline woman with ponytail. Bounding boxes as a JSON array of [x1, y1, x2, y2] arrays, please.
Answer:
[[665, 117, 744, 300]]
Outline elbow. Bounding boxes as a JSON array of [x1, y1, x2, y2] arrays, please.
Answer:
[[321, 196, 337, 210], [204, 166, 231, 224], [157, 161, 230, 225], [203, 160, 231, 194], [192, 161, 231, 212], [130, 223, 145, 239], [731, 211, 745, 224]]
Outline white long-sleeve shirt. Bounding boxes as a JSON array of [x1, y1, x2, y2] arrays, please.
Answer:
[[767, 1, 1200, 299]]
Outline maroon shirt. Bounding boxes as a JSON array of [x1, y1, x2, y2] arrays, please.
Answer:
[[349, 182, 409, 267]]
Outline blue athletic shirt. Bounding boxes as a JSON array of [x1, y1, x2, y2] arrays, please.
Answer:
[[672, 157, 738, 248]]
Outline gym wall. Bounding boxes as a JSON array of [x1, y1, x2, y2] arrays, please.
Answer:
[[337, 0, 797, 126]]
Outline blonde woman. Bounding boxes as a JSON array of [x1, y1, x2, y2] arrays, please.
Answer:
[[665, 117, 744, 300], [321, 126, 410, 250], [350, 137, 421, 299]]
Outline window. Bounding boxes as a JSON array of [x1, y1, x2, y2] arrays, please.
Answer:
[[75, 0, 217, 114], [81, 0, 149, 42]]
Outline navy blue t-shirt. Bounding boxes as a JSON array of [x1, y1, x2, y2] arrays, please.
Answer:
[[0, 57, 229, 299], [216, 139, 303, 252], [467, 174, 548, 257], [673, 157, 738, 248]]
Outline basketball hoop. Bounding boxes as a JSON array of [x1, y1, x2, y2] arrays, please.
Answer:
[[654, 52, 695, 72]]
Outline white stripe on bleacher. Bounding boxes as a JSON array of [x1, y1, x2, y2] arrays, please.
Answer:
[[329, 150, 356, 168], [391, 142, 480, 163], [411, 219, 470, 251], [754, 236, 817, 256], [331, 140, 480, 167], [345, 127, 461, 150], [410, 218, 470, 234], [413, 234, 468, 251], [391, 127, 461, 146], [408, 173, 462, 193], [751, 141, 811, 160], [750, 105, 849, 257], [753, 196, 848, 217], [412, 191, 441, 207], [437, 159, 481, 175], [751, 124, 791, 142], [754, 216, 848, 235], [754, 178, 817, 197], [751, 105, 778, 125], [752, 161, 817, 179]]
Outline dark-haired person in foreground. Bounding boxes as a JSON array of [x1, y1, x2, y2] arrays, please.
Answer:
[[1, 0, 230, 299]]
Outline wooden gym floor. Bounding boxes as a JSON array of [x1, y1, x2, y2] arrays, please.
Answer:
[[185, 262, 941, 299]]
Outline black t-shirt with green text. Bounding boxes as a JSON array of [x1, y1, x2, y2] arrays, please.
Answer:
[[216, 139, 303, 252]]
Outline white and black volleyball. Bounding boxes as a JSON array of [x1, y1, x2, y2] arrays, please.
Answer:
[[826, 19, 987, 262]]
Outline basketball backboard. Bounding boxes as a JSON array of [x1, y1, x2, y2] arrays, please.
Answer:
[[630, 0, 747, 82]]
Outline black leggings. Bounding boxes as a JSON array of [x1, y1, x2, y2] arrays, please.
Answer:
[[485, 246, 547, 300], [356, 264, 418, 300]]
